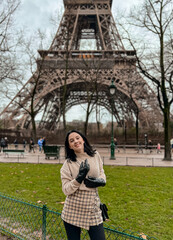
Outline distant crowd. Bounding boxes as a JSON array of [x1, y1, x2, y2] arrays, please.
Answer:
[[1, 136, 173, 154], [0, 137, 46, 153], [113, 137, 173, 154]]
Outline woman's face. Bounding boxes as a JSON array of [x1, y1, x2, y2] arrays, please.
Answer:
[[68, 132, 85, 153]]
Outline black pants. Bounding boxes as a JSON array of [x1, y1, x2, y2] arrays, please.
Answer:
[[63, 221, 106, 240]]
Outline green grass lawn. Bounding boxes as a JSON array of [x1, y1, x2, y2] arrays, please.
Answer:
[[0, 163, 172, 240]]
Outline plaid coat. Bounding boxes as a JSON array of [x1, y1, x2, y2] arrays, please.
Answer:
[[61, 189, 103, 230]]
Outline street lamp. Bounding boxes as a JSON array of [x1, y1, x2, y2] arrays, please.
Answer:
[[109, 78, 116, 160], [144, 133, 148, 149]]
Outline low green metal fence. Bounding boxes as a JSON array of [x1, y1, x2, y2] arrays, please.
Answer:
[[0, 193, 158, 240]]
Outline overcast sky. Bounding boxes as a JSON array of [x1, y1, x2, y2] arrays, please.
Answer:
[[14, 0, 141, 123], [16, 0, 141, 36]]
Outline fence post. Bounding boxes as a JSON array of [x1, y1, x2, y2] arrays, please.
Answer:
[[152, 158, 154, 167], [126, 157, 128, 166], [42, 204, 47, 240]]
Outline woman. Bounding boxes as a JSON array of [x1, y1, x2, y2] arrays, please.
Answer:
[[60, 130, 106, 240]]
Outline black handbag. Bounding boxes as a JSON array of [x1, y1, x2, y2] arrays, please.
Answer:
[[100, 203, 109, 221]]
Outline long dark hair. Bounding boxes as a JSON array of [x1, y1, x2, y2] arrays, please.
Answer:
[[65, 130, 96, 162]]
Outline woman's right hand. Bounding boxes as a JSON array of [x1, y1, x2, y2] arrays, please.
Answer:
[[76, 159, 90, 183]]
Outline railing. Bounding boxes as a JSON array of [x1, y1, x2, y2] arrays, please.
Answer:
[[38, 49, 136, 60], [93, 144, 164, 152], [0, 193, 158, 240]]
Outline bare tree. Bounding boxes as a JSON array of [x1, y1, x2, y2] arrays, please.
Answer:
[[119, 0, 173, 160], [0, 0, 21, 84], [83, 73, 100, 136], [2, 31, 50, 141], [74, 55, 105, 136]]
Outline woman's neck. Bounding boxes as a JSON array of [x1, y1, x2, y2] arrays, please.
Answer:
[[75, 151, 87, 156]]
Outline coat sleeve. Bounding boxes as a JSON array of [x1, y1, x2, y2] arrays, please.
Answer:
[[96, 152, 106, 182], [60, 160, 80, 196]]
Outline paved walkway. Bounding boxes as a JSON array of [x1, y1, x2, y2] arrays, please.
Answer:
[[0, 146, 173, 167]]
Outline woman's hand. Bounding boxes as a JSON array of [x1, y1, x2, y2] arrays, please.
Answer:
[[84, 176, 106, 188], [76, 159, 90, 183]]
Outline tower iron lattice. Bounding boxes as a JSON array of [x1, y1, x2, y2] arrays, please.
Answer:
[[0, 0, 161, 130]]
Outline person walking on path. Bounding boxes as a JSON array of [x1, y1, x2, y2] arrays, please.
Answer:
[[42, 137, 46, 150], [114, 138, 119, 152], [29, 138, 35, 153], [170, 138, 173, 153], [38, 138, 43, 152], [23, 139, 27, 151], [60, 130, 106, 240], [14, 139, 18, 149], [157, 143, 161, 154], [148, 139, 153, 153], [0, 138, 6, 152], [137, 141, 143, 153]]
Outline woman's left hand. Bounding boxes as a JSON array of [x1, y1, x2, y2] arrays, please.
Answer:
[[84, 177, 106, 188]]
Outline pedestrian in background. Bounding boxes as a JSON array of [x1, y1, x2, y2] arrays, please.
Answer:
[[42, 137, 46, 149], [157, 143, 161, 153], [114, 138, 119, 152], [29, 138, 35, 153], [148, 139, 153, 153], [170, 138, 173, 153], [137, 141, 143, 153], [0, 138, 6, 152], [14, 139, 18, 149], [38, 138, 43, 152], [23, 139, 27, 151]]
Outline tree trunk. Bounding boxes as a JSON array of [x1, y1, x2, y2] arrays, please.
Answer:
[[97, 121, 100, 135], [62, 97, 67, 132], [62, 55, 68, 132], [84, 103, 90, 136], [31, 114, 37, 143], [163, 107, 172, 160], [135, 110, 139, 145], [96, 105, 100, 134], [30, 93, 37, 142]]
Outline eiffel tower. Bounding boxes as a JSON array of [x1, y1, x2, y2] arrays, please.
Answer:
[[0, 0, 160, 131]]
